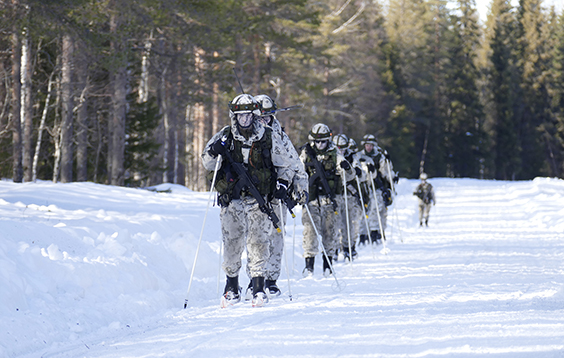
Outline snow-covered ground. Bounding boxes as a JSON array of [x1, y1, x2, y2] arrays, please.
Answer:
[[1, 177, 564, 358]]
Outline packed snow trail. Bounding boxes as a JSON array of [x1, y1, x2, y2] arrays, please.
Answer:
[[1, 178, 564, 357]]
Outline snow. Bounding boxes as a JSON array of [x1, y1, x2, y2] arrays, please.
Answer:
[[1, 177, 564, 357]]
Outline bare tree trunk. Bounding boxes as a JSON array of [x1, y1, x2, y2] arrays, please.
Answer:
[[76, 46, 89, 182], [109, 6, 126, 186], [0, 61, 10, 133], [193, 47, 207, 191], [52, 60, 62, 183], [164, 52, 177, 183], [32, 71, 55, 182], [21, 28, 33, 181], [139, 31, 152, 104], [11, 25, 23, 183], [184, 104, 193, 187], [60, 34, 74, 183]]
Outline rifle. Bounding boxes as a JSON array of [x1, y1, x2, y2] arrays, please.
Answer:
[[219, 135, 282, 233], [304, 144, 338, 214]]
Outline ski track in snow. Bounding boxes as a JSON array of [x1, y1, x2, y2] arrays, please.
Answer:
[[1, 178, 564, 357]]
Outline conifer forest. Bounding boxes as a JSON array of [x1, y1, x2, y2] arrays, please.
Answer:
[[1, 0, 563, 190]]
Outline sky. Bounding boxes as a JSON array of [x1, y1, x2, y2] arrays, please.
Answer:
[[1, 177, 564, 357], [475, 0, 564, 22]]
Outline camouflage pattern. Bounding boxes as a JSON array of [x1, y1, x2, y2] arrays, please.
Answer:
[[336, 193, 362, 248], [302, 199, 339, 258], [359, 146, 394, 234], [245, 199, 287, 281], [220, 196, 275, 278]]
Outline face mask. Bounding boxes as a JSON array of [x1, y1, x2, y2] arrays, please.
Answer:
[[315, 140, 328, 151], [237, 113, 254, 128]]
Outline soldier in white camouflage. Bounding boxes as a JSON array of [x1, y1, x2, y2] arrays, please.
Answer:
[[242, 94, 308, 300], [359, 134, 396, 244], [413, 172, 435, 226], [332, 134, 363, 261], [299, 124, 355, 277], [201, 94, 294, 308]]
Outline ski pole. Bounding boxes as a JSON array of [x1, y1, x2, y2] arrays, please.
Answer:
[[279, 202, 293, 301], [217, 241, 223, 295], [340, 168, 353, 266], [292, 214, 296, 275], [356, 175, 376, 260], [184, 155, 221, 309], [303, 204, 344, 291], [386, 160, 404, 243], [370, 176, 390, 255]]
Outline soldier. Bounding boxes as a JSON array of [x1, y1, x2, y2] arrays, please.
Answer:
[[201, 94, 294, 308], [359, 134, 395, 244], [243, 94, 308, 299], [299, 124, 355, 277], [413, 172, 435, 226], [332, 134, 363, 261]]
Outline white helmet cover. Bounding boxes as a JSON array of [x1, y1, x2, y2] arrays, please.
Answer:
[[361, 134, 377, 146], [229, 94, 261, 116], [254, 94, 277, 116], [308, 123, 332, 141], [333, 133, 349, 148], [420, 172, 428, 180]]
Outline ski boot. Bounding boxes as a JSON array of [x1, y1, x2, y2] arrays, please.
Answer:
[[220, 275, 241, 308], [343, 245, 358, 261], [266, 279, 281, 298], [359, 234, 368, 246], [251, 276, 269, 307], [370, 230, 382, 244], [322, 255, 333, 277], [302, 257, 314, 277]]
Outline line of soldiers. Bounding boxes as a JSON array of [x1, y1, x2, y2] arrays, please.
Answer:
[[201, 94, 397, 308]]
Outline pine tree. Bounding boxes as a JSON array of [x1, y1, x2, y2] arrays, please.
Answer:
[[484, 0, 522, 180]]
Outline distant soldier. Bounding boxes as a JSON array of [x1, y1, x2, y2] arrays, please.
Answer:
[[413, 172, 435, 226], [243, 94, 308, 299], [201, 94, 294, 308], [299, 124, 355, 277]]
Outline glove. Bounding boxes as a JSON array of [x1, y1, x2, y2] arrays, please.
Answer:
[[297, 191, 309, 205], [367, 163, 375, 173], [393, 174, 399, 184], [340, 160, 351, 171], [355, 167, 362, 177], [274, 179, 289, 199], [209, 139, 226, 156], [382, 189, 393, 206]]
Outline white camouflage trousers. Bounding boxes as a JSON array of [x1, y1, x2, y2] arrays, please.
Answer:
[[246, 200, 287, 281], [336, 194, 362, 248], [418, 200, 432, 224], [302, 198, 339, 259], [360, 188, 387, 235], [220, 196, 274, 278]]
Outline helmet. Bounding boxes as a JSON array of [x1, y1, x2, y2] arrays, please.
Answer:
[[361, 134, 377, 146], [254, 94, 277, 116], [420, 172, 428, 180], [229, 94, 260, 116], [332, 133, 349, 149], [348, 138, 358, 152], [308, 123, 332, 141]]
